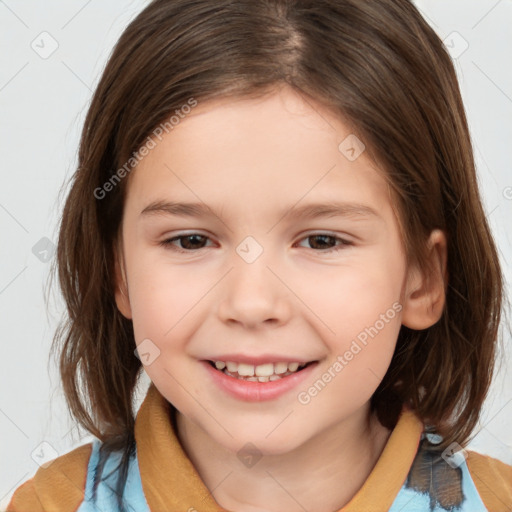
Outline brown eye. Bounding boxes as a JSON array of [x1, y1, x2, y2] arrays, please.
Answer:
[[159, 234, 211, 252], [296, 233, 353, 253], [306, 235, 337, 249]]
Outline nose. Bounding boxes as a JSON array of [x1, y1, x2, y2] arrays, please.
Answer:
[[216, 252, 293, 329]]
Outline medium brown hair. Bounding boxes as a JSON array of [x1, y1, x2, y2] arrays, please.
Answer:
[[48, 0, 504, 507]]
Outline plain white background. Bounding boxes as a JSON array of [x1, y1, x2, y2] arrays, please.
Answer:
[[1, 0, 511, 508]]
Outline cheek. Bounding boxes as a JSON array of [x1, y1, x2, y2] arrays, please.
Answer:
[[298, 249, 404, 388], [303, 251, 404, 331], [338, 255, 404, 386], [125, 249, 209, 345], [125, 253, 209, 401]]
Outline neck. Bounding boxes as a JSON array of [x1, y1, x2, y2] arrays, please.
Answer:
[[175, 405, 391, 512]]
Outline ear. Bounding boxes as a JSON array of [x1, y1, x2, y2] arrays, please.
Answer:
[[113, 239, 133, 320], [401, 229, 447, 330]]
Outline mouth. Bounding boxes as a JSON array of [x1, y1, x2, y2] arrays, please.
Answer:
[[205, 359, 317, 382]]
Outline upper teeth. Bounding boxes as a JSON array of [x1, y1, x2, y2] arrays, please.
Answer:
[[214, 361, 305, 376]]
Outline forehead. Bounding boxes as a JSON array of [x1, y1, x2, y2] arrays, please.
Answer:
[[124, 87, 393, 221]]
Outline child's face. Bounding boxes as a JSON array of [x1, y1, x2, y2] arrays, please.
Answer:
[[116, 85, 415, 453]]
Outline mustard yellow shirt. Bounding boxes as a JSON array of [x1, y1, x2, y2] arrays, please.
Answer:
[[7, 382, 512, 511]]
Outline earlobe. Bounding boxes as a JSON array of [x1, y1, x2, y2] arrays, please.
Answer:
[[401, 229, 448, 330], [113, 243, 133, 320]]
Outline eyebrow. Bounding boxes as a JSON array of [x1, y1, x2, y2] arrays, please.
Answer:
[[139, 199, 381, 222]]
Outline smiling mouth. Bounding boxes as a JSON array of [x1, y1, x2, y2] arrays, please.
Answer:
[[206, 360, 317, 382]]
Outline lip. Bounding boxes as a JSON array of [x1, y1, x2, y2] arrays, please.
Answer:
[[203, 354, 314, 365], [201, 359, 319, 402]]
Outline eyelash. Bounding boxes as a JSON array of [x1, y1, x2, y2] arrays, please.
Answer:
[[158, 233, 353, 254]]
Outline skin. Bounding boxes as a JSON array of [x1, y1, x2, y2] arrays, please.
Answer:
[[114, 84, 447, 512]]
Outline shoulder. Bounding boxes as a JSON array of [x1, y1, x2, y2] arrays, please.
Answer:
[[465, 449, 512, 512], [399, 435, 512, 512], [6, 442, 93, 512]]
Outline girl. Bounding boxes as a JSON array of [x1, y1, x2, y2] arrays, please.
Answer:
[[8, 0, 512, 511]]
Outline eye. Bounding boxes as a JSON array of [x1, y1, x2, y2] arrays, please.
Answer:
[[159, 233, 213, 253], [159, 232, 353, 254], [295, 233, 353, 253]]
